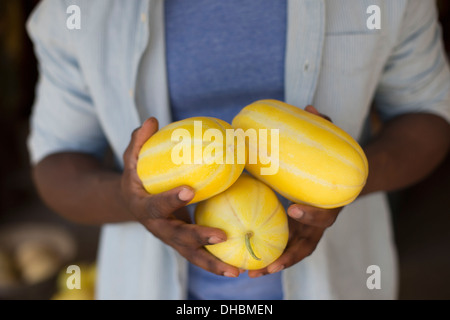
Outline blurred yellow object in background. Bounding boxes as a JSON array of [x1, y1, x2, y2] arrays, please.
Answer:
[[14, 241, 61, 285]]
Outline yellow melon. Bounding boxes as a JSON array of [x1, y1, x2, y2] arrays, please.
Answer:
[[232, 100, 369, 209], [137, 117, 245, 204], [195, 173, 289, 270]]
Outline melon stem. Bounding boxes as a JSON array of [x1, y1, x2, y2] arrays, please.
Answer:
[[245, 232, 261, 261]]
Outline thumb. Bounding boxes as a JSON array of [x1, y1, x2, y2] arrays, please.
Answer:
[[147, 186, 195, 219]]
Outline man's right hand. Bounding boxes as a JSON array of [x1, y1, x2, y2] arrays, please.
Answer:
[[120, 117, 240, 278]]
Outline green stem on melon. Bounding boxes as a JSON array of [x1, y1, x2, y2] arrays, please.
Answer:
[[245, 232, 261, 261]]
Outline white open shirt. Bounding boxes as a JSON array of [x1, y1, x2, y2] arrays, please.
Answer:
[[27, 0, 450, 299]]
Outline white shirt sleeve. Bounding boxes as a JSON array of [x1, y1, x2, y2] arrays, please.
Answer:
[[26, 0, 107, 165], [375, 0, 450, 124]]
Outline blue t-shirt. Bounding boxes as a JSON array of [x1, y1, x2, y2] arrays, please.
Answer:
[[164, 0, 286, 300]]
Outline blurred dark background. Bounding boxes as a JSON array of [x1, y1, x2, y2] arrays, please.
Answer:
[[0, 0, 449, 300]]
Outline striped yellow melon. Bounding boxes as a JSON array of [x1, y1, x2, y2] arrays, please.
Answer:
[[232, 100, 369, 209], [137, 117, 245, 204], [195, 173, 288, 270]]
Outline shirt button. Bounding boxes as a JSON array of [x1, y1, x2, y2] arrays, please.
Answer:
[[141, 13, 147, 23], [129, 89, 134, 97], [304, 60, 310, 72]]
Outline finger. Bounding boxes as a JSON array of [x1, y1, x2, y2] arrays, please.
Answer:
[[247, 264, 281, 278], [188, 247, 240, 278], [305, 105, 332, 123], [123, 117, 159, 170], [145, 218, 236, 276], [264, 234, 321, 274], [173, 207, 192, 223], [287, 204, 340, 228], [146, 185, 196, 220], [169, 221, 227, 248], [305, 105, 321, 116], [248, 227, 325, 278], [144, 217, 237, 277]]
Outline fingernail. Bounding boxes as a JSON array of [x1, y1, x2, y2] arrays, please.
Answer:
[[208, 236, 224, 244], [268, 265, 284, 274], [224, 272, 238, 278], [289, 207, 304, 219], [143, 118, 152, 126], [178, 188, 194, 201]]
